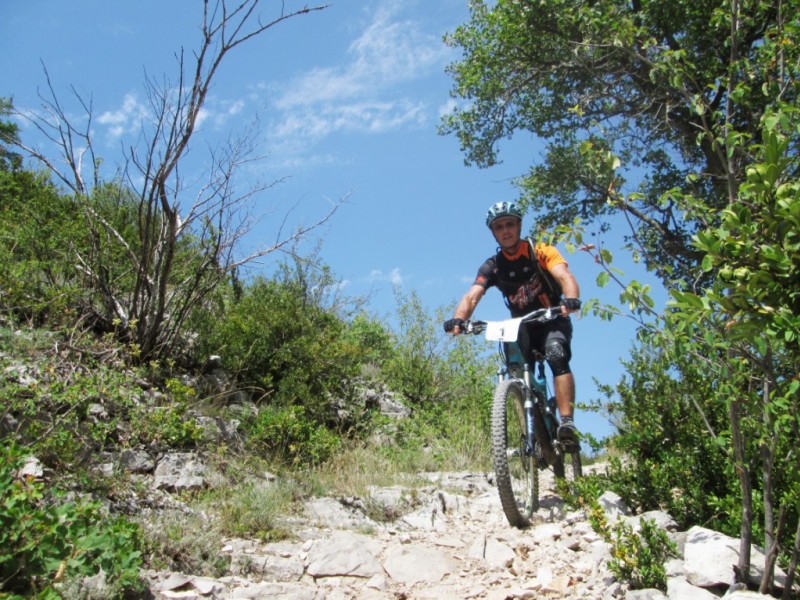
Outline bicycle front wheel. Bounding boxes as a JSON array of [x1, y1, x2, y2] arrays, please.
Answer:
[[491, 379, 537, 527]]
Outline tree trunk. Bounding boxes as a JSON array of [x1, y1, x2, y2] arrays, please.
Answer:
[[782, 517, 800, 600], [729, 395, 753, 587], [759, 374, 777, 595]]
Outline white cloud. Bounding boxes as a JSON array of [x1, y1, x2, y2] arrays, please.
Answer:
[[438, 98, 461, 119], [273, 100, 426, 140], [265, 0, 453, 158], [195, 107, 211, 129], [210, 98, 246, 128], [97, 93, 149, 139], [275, 3, 448, 111], [368, 268, 405, 286], [95, 89, 253, 144], [389, 268, 404, 286]]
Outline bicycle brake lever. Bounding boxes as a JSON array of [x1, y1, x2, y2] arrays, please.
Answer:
[[467, 321, 486, 334]]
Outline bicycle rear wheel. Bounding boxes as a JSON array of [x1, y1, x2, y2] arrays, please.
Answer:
[[567, 447, 582, 479], [491, 379, 537, 527]]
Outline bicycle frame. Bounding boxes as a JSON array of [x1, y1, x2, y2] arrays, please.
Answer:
[[472, 307, 562, 463]]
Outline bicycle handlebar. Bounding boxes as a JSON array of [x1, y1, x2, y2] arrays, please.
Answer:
[[462, 306, 561, 336]]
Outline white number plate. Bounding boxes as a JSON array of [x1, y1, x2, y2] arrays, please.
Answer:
[[484, 317, 524, 342]]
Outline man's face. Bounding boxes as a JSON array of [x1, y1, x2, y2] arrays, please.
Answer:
[[490, 217, 521, 251]]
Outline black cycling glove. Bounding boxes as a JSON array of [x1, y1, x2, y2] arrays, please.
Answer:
[[443, 318, 465, 333], [562, 298, 581, 311]]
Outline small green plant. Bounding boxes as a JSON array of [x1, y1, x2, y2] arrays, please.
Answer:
[[0, 444, 143, 597], [587, 501, 678, 591], [138, 509, 230, 577], [563, 474, 679, 592], [164, 377, 198, 404], [203, 480, 296, 542], [555, 470, 610, 509]]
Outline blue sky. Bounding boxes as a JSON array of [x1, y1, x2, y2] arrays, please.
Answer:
[[2, 0, 666, 441]]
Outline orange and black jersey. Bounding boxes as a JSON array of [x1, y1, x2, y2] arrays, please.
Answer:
[[473, 241, 566, 317]]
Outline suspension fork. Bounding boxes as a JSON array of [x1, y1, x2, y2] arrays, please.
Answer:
[[523, 363, 536, 456]]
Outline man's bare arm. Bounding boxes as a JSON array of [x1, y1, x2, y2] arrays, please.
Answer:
[[448, 284, 486, 334], [550, 263, 580, 316]]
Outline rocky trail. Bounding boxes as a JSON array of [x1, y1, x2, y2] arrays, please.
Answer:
[[141, 461, 787, 600]]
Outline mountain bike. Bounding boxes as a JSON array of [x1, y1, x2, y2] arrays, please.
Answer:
[[463, 306, 582, 527]]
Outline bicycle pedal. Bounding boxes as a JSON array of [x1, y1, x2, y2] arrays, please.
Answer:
[[506, 448, 520, 458]]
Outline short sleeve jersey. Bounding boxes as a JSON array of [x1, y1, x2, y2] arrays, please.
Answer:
[[473, 241, 566, 317]]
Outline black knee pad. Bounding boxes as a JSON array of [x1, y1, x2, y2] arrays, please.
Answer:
[[545, 338, 572, 376]]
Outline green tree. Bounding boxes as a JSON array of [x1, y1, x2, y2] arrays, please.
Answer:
[[0, 99, 86, 324], [0, 98, 21, 171], [441, 0, 798, 284], [668, 109, 800, 594]]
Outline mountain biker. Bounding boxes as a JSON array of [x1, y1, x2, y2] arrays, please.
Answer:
[[443, 201, 582, 446]]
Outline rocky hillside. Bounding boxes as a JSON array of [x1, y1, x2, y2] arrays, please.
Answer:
[[4, 324, 794, 599]]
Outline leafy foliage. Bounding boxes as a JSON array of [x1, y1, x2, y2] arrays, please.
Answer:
[[441, 0, 798, 284], [0, 444, 143, 598], [664, 107, 800, 583]]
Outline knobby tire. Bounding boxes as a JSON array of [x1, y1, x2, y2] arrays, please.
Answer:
[[491, 379, 536, 528], [534, 399, 564, 479], [568, 448, 582, 479]]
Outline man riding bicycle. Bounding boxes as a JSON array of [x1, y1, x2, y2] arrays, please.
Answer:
[[444, 201, 582, 446]]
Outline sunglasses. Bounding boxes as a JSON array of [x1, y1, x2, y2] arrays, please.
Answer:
[[491, 220, 519, 232]]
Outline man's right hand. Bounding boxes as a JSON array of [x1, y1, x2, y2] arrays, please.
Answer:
[[443, 318, 465, 334]]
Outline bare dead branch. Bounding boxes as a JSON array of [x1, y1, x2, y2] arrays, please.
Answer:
[[10, 0, 333, 361]]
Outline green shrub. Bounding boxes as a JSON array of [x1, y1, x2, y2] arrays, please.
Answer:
[[608, 516, 678, 591], [382, 289, 449, 406], [130, 403, 204, 449], [599, 345, 737, 532], [341, 313, 396, 375], [0, 348, 136, 467], [561, 472, 678, 591], [0, 444, 143, 598], [192, 274, 363, 423], [242, 405, 340, 467], [127, 377, 205, 449], [0, 167, 84, 326]]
